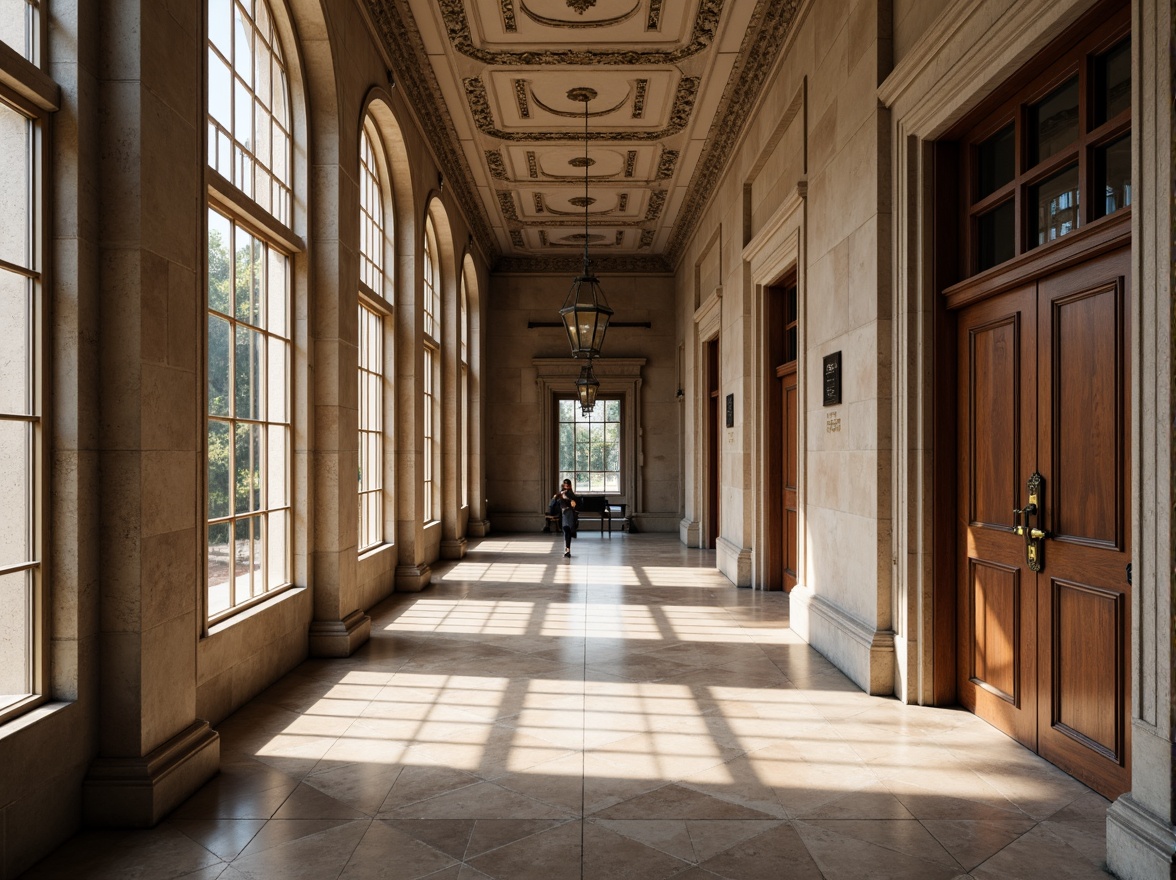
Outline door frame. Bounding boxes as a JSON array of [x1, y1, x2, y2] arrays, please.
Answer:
[[745, 184, 807, 590], [880, 0, 1124, 706]]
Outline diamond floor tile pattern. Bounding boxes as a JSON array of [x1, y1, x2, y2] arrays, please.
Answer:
[[22, 535, 1111, 879]]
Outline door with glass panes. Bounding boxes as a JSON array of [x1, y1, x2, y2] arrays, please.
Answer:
[[947, 6, 1132, 799]]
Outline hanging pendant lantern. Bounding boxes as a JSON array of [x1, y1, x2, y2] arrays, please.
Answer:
[[576, 361, 600, 414], [559, 87, 613, 359]]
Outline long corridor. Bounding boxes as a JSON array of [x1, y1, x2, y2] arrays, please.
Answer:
[[26, 535, 1111, 879]]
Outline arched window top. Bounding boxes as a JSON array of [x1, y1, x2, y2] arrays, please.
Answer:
[[207, 0, 293, 226], [359, 125, 386, 294], [423, 217, 440, 341]]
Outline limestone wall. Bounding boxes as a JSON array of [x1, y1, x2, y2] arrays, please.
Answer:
[[673, 0, 895, 690]]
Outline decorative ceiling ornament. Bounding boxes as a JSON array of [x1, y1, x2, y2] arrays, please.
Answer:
[[436, 0, 724, 65], [463, 75, 699, 141], [501, 0, 518, 31], [559, 87, 613, 360], [520, 0, 641, 28], [529, 86, 630, 118], [566, 0, 597, 14]]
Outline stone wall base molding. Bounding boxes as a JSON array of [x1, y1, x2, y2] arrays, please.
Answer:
[[789, 585, 895, 695], [680, 518, 700, 547], [395, 563, 432, 592], [468, 519, 490, 537], [308, 609, 371, 658], [715, 536, 752, 586], [440, 537, 468, 560], [82, 721, 220, 828], [1106, 792, 1176, 880]]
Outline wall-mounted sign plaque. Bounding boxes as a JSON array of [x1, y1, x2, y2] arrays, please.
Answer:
[[725, 393, 734, 427], [823, 352, 842, 406]]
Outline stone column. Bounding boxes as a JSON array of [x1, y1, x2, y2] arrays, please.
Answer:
[[308, 83, 371, 657], [1106, 1, 1176, 876], [83, 0, 218, 826]]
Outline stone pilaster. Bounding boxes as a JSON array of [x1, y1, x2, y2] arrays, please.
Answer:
[[1105, 1, 1176, 876], [84, 0, 218, 825]]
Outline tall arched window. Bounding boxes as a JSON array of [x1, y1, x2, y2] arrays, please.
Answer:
[[422, 217, 441, 522], [206, 0, 295, 621], [459, 276, 469, 509], [358, 124, 391, 552], [0, 0, 52, 724]]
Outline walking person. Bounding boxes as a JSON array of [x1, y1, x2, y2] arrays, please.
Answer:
[[553, 478, 579, 557]]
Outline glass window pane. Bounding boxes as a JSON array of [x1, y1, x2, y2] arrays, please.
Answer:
[[0, 101, 31, 270], [208, 0, 231, 56], [0, 270, 30, 414], [208, 51, 232, 131], [1031, 164, 1080, 247], [605, 400, 620, 421], [1095, 37, 1131, 125], [208, 210, 233, 313], [267, 338, 287, 424], [207, 419, 231, 519], [0, 419, 31, 563], [0, 570, 33, 700], [267, 510, 288, 589], [232, 516, 255, 601], [1094, 133, 1131, 219], [267, 249, 287, 335], [234, 422, 261, 514], [267, 425, 287, 507], [1029, 76, 1079, 165], [976, 124, 1015, 200], [207, 314, 231, 417], [207, 522, 232, 616], [976, 200, 1016, 272], [235, 326, 261, 419]]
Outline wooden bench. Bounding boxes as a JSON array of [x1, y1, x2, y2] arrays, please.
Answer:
[[542, 496, 628, 535]]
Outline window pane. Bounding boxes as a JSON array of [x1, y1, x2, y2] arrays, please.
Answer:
[[1094, 133, 1131, 219], [976, 124, 1015, 200], [208, 210, 232, 312], [208, 51, 232, 131], [207, 522, 232, 616], [207, 314, 231, 417], [0, 419, 31, 563], [0, 570, 32, 700], [1031, 164, 1080, 247], [0, 270, 30, 414], [267, 425, 287, 507], [0, 101, 31, 270], [1095, 38, 1131, 125], [207, 419, 231, 519], [267, 509, 288, 589], [234, 422, 260, 514], [976, 200, 1016, 271], [1029, 76, 1079, 165], [235, 325, 262, 419]]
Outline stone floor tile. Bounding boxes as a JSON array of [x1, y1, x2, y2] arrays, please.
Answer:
[[228, 819, 370, 880], [337, 820, 459, 879], [21, 826, 225, 880], [236, 818, 359, 859], [271, 782, 368, 820], [168, 818, 266, 861], [969, 824, 1113, 878], [466, 820, 584, 880], [581, 820, 694, 879], [919, 818, 1039, 871], [795, 821, 963, 880], [697, 822, 823, 880]]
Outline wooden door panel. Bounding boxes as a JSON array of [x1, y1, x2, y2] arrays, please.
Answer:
[[1048, 578, 1125, 760], [1036, 248, 1131, 799], [967, 558, 1022, 704], [967, 316, 1024, 528], [1048, 282, 1125, 548], [957, 286, 1037, 747]]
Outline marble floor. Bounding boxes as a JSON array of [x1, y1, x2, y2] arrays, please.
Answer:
[[25, 534, 1111, 879]]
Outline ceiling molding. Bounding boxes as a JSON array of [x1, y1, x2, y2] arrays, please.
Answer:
[[364, 0, 501, 263], [495, 254, 673, 273], [665, 0, 802, 266], [438, 0, 725, 65], [464, 75, 700, 141]]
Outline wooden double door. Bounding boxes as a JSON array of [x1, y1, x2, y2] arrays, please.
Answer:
[[956, 246, 1130, 798]]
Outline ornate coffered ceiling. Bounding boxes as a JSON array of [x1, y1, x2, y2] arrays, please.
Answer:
[[361, 0, 801, 272]]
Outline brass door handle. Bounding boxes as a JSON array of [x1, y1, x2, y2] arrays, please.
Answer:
[[1013, 473, 1047, 571]]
